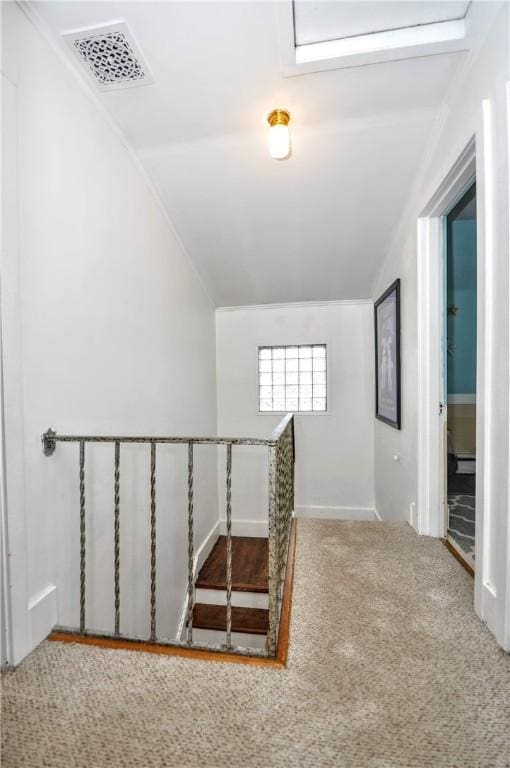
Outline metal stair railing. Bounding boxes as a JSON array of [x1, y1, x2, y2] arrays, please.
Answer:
[[42, 413, 295, 659]]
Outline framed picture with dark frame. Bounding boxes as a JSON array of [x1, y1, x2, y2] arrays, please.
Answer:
[[374, 278, 401, 429]]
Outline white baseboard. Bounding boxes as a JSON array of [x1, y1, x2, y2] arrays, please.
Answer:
[[177, 520, 220, 640], [28, 584, 57, 648], [219, 519, 268, 537], [374, 508, 382, 522], [196, 521, 220, 573], [409, 502, 418, 531], [294, 505, 376, 521], [447, 394, 476, 405]]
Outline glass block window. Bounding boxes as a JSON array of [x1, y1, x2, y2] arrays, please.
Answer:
[[258, 345, 327, 412]]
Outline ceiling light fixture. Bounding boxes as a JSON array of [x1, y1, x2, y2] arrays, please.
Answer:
[[267, 109, 291, 160]]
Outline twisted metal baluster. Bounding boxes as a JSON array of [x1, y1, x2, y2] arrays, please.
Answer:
[[278, 437, 285, 581], [225, 443, 233, 649], [114, 441, 120, 637], [150, 441, 157, 641], [267, 443, 278, 657], [280, 436, 285, 576], [186, 442, 194, 644], [276, 441, 283, 589], [289, 416, 295, 530], [285, 428, 292, 548], [79, 441, 86, 634], [284, 426, 293, 558]]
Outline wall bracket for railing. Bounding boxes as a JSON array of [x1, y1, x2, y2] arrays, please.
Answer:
[[42, 428, 57, 457]]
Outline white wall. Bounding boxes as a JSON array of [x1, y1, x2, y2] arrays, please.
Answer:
[[216, 302, 375, 526], [1, 3, 218, 662], [372, 2, 510, 650], [373, 253, 418, 524]]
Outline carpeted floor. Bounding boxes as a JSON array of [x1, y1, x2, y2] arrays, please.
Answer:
[[2, 520, 509, 768]]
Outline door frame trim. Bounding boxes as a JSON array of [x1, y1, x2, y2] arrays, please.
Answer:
[[416, 136, 477, 539], [417, 95, 502, 643], [0, 74, 32, 666]]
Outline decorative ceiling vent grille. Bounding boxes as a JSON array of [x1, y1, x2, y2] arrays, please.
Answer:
[[63, 22, 154, 92], [74, 31, 144, 85]]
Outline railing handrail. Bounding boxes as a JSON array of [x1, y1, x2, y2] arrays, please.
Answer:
[[42, 430, 277, 455], [42, 413, 295, 456], [47, 435, 272, 444]]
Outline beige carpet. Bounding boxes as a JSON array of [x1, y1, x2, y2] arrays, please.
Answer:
[[2, 520, 509, 768]]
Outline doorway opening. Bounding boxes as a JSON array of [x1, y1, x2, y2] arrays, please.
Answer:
[[445, 183, 477, 572]]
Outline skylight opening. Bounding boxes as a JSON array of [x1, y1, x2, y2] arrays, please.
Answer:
[[289, 0, 470, 70], [295, 18, 466, 64], [293, 1, 471, 47]]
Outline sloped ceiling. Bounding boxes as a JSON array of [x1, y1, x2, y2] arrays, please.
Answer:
[[32, 1, 466, 306]]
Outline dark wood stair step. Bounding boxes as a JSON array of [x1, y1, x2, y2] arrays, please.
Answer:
[[192, 603, 269, 635], [195, 536, 268, 593]]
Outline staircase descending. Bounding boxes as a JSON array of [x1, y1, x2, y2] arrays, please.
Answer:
[[192, 536, 269, 649]]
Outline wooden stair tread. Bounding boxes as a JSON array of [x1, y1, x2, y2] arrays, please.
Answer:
[[192, 603, 269, 635], [196, 536, 268, 593]]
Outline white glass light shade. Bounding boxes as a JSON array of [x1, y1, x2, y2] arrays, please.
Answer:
[[268, 123, 290, 160], [267, 109, 291, 160]]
